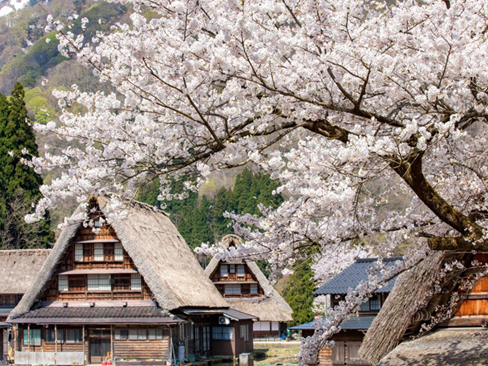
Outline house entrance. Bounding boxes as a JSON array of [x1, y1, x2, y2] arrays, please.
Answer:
[[89, 329, 111, 363]]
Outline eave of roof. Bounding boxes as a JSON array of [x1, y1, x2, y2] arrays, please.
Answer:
[[289, 316, 375, 331]]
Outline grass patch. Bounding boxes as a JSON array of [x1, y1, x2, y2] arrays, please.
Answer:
[[254, 342, 300, 365]]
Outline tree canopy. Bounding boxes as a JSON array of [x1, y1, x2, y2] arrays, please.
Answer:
[[0, 83, 53, 249], [28, 0, 488, 361]]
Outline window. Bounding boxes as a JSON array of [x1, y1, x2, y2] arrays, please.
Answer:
[[148, 329, 163, 340], [359, 295, 381, 312], [250, 284, 258, 294], [237, 264, 245, 277], [224, 284, 241, 295], [115, 329, 128, 340], [94, 243, 104, 261], [87, 274, 111, 291], [271, 322, 279, 331], [114, 243, 123, 261], [229, 264, 235, 273], [23, 329, 41, 346], [370, 296, 381, 311], [212, 327, 233, 340], [240, 325, 249, 341], [58, 275, 68, 292], [220, 265, 228, 277], [46, 328, 64, 343], [128, 329, 147, 340], [129, 329, 138, 340], [75, 244, 84, 261], [66, 328, 83, 343], [131, 274, 142, 290]]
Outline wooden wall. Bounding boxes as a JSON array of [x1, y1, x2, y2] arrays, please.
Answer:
[[210, 262, 264, 298], [455, 277, 488, 317], [113, 328, 170, 360]]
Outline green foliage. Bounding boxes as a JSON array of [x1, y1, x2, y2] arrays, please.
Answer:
[[0, 83, 53, 249], [137, 168, 284, 250], [282, 257, 317, 326]]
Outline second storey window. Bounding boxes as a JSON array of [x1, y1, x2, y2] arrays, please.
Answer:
[[224, 284, 241, 295], [88, 274, 111, 291], [237, 264, 245, 277], [131, 274, 142, 290], [94, 243, 104, 261], [58, 275, 68, 292], [75, 244, 84, 261], [359, 294, 381, 312], [250, 284, 258, 294], [220, 265, 228, 277], [114, 243, 123, 261]]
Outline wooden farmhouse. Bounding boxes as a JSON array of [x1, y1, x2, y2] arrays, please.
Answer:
[[291, 257, 400, 366], [8, 197, 257, 366], [204, 235, 293, 339], [0, 249, 50, 363], [359, 252, 488, 365]]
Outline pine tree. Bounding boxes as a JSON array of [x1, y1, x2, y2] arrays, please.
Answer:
[[0, 83, 53, 249], [282, 257, 317, 326]]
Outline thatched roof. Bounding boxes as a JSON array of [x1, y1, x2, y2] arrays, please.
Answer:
[[378, 328, 488, 366], [10, 196, 227, 319], [0, 250, 50, 294], [359, 251, 446, 364], [204, 235, 293, 323]]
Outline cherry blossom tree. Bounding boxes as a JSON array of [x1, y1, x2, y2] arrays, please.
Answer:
[[27, 0, 488, 362]]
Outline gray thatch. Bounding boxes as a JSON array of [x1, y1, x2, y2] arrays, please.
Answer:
[[10, 196, 227, 319], [0, 249, 50, 294], [204, 235, 293, 323], [378, 328, 488, 366], [359, 251, 446, 365]]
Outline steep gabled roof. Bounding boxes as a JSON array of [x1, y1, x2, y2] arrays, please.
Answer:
[[0, 249, 50, 294], [10, 196, 227, 319], [204, 235, 293, 323], [314, 257, 401, 296]]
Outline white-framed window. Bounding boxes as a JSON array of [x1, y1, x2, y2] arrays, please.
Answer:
[[212, 326, 233, 340], [237, 264, 245, 277], [229, 264, 236, 273], [240, 325, 249, 341], [250, 284, 258, 294], [114, 243, 123, 261], [75, 244, 84, 261], [87, 274, 111, 291], [224, 284, 241, 295], [220, 264, 228, 277], [23, 329, 41, 346], [58, 275, 68, 292], [94, 243, 104, 261], [131, 274, 142, 290]]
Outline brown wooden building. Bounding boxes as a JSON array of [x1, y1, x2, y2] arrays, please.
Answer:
[[0, 250, 50, 363], [8, 197, 256, 365], [292, 257, 399, 366], [360, 252, 488, 365], [205, 235, 293, 339]]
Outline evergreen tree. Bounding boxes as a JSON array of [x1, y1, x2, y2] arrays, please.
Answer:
[[282, 257, 317, 326], [0, 83, 53, 249]]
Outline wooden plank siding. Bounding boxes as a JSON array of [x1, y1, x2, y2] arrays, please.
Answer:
[[455, 277, 488, 317]]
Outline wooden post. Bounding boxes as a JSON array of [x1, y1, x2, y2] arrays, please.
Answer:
[[83, 325, 86, 365], [54, 325, 58, 366], [110, 325, 114, 362], [169, 326, 173, 365], [27, 325, 30, 352]]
